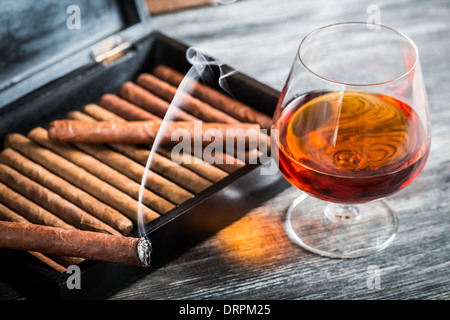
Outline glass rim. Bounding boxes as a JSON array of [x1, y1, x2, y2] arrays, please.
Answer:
[[297, 22, 419, 87]]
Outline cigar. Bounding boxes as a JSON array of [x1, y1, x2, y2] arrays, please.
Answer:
[[66, 111, 214, 193], [47, 120, 263, 147], [0, 202, 29, 223], [65, 111, 194, 205], [110, 143, 213, 194], [156, 148, 228, 182], [66, 110, 96, 122], [84, 103, 129, 122], [0, 163, 121, 235], [73, 142, 194, 205], [206, 150, 246, 173], [28, 252, 67, 273], [0, 181, 72, 229], [153, 65, 274, 129], [80, 98, 246, 175], [137, 73, 241, 123], [0, 203, 84, 268], [1, 200, 72, 271], [0, 148, 134, 235], [138, 71, 272, 163], [0, 221, 152, 267], [119, 81, 198, 121], [28, 127, 175, 214], [99, 95, 162, 121], [4, 134, 160, 225], [80, 105, 229, 182], [82, 106, 245, 175], [115, 72, 267, 172]]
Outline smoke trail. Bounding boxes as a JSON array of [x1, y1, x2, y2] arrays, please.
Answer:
[[186, 47, 238, 99], [137, 48, 234, 239]]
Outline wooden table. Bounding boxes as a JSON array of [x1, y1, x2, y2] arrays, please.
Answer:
[[1, 0, 449, 300]]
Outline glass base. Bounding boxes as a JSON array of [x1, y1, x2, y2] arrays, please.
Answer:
[[284, 193, 398, 258]]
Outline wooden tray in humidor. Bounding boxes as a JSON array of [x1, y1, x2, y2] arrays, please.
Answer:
[[0, 0, 289, 299]]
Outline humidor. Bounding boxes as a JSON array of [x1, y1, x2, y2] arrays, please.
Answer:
[[0, 0, 289, 299]]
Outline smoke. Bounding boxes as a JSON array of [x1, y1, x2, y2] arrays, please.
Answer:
[[186, 47, 237, 99], [136, 47, 277, 240], [137, 48, 236, 239]]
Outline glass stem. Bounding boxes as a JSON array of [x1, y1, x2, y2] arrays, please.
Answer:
[[324, 203, 360, 224]]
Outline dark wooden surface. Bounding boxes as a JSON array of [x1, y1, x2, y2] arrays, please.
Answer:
[[1, 0, 449, 300]]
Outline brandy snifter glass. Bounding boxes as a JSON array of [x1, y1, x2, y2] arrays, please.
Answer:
[[272, 22, 431, 258]]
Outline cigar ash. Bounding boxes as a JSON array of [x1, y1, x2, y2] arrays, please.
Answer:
[[137, 237, 152, 267]]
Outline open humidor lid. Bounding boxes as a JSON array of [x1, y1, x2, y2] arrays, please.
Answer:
[[0, 0, 152, 108]]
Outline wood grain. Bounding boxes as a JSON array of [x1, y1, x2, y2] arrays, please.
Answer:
[[1, 0, 449, 300]]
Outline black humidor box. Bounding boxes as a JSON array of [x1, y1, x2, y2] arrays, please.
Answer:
[[0, 0, 289, 299]]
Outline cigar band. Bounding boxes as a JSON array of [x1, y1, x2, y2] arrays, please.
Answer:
[[137, 237, 152, 267]]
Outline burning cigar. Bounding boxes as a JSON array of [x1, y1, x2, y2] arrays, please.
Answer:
[[137, 73, 240, 124], [0, 221, 151, 267], [99, 95, 162, 122], [47, 120, 264, 147], [4, 134, 160, 225], [0, 148, 134, 235], [0, 163, 120, 235], [119, 81, 198, 121], [27, 127, 175, 214], [152, 65, 274, 129]]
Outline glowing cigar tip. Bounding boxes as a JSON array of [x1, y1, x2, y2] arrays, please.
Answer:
[[137, 237, 152, 267]]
